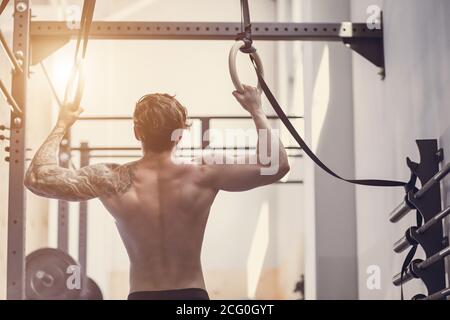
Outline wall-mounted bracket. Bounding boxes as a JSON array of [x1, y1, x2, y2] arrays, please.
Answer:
[[390, 140, 449, 298], [343, 12, 385, 78], [342, 37, 385, 76]]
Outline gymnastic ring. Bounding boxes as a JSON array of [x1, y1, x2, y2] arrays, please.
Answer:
[[63, 58, 86, 110], [228, 40, 264, 93]]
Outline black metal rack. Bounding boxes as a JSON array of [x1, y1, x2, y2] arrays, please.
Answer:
[[389, 140, 450, 300]]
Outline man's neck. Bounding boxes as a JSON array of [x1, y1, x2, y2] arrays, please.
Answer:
[[141, 149, 174, 162]]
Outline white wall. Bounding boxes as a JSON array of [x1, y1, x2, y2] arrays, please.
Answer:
[[351, 0, 450, 299], [293, 0, 358, 300], [273, 0, 306, 301]]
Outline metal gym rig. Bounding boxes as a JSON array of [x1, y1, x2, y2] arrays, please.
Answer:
[[0, 0, 387, 300]]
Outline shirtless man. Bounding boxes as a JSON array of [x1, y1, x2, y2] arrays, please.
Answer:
[[24, 85, 290, 300]]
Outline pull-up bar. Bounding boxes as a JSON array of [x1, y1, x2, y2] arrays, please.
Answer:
[[78, 115, 303, 121], [30, 21, 381, 41], [30, 21, 385, 69]]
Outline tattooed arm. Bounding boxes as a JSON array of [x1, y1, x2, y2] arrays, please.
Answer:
[[24, 123, 133, 202], [25, 104, 133, 202]]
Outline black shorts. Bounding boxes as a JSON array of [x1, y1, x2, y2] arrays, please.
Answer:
[[128, 288, 210, 300]]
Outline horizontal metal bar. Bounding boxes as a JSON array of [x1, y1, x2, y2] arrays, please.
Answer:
[[419, 246, 450, 269], [418, 206, 450, 234], [415, 162, 450, 199], [73, 146, 303, 152], [393, 235, 413, 254], [88, 154, 141, 159], [389, 199, 413, 223], [0, 78, 22, 114], [0, 29, 23, 73], [394, 206, 450, 253], [31, 21, 381, 41], [79, 116, 132, 121], [393, 269, 415, 287], [78, 152, 304, 184], [87, 154, 302, 160], [423, 287, 450, 300], [393, 246, 450, 286], [389, 163, 450, 223], [276, 180, 303, 185], [74, 146, 139, 152], [78, 115, 303, 121]]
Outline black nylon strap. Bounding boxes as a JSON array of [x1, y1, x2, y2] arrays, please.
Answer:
[[249, 55, 406, 187], [0, 0, 9, 16], [238, 0, 255, 53], [399, 172, 420, 300], [241, 0, 251, 32], [400, 210, 422, 300]]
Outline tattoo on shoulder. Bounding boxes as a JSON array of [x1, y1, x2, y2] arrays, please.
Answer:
[[88, 162, 136, 197], [111, 163, 136, 195]]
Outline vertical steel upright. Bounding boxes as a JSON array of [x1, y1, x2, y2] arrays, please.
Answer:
[[6, 0, 30, 300], [57, 133, 71, 253], [78, 142, 89, 275]]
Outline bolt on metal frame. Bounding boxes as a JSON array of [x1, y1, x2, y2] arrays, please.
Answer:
[[78, 142, 89, 278], [5, 1, 385, 300]]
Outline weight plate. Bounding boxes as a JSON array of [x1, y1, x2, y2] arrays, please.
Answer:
[[26, 248, 82, 300], [79, 277, 103, 300]]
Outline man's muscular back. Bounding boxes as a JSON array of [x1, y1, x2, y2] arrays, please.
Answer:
[[25, 85, 290, 297], [100, 158, 218, 293]]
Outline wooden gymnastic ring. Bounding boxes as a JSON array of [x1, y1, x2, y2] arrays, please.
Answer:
[[228, 40, 264, 93]]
